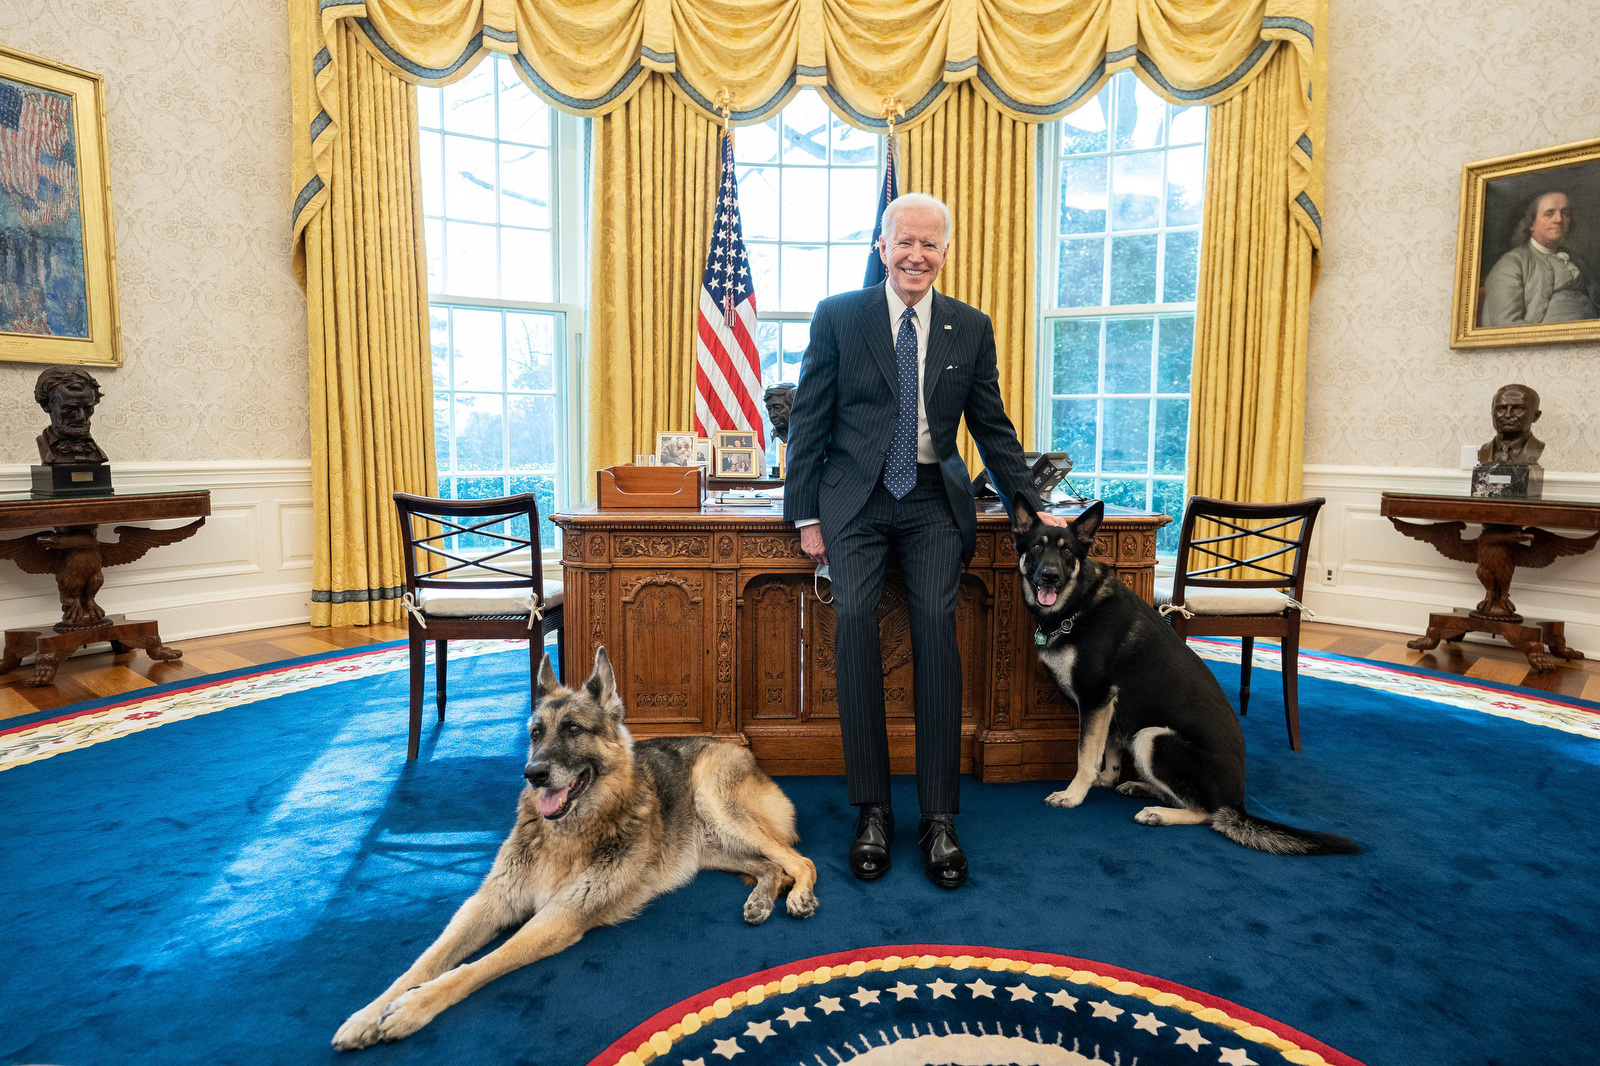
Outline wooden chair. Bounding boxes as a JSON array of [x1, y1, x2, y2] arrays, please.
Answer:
[[393, 492, 564, 759], [1155, 496, 1324, 751]]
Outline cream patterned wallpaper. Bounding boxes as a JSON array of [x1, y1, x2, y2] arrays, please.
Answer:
[[1308, 0, 1600, 471], [0, 0, 308, 464]]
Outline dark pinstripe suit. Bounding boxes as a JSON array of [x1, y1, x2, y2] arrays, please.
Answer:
[[783, 285, 1043, 814]]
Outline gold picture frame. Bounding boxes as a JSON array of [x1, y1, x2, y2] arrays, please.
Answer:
[[655, 430, 697, 466], [716, 446, 760, 478], [0, 46, 121, 367], [1451, 136, 1600, 349], [694, 437, 712, 465], [776, 441, 786, 479]]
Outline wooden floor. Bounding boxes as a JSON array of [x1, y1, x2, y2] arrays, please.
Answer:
[[3, 619, 1599, 722]]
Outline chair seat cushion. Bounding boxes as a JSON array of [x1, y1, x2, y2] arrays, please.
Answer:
[[1154, 578, 1290, 616], [418, 578, 564, 617]]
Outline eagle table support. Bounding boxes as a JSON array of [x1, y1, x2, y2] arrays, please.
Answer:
[[0, 489, 210, 687]]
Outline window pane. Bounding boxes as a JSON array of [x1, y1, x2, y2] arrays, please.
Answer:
[[497, 65, 547, 146], [1151, 478, 1187, 553], [1165, 145, 1204, 228], [1154, 398, 1189, 475], [1059, 156, 1108, 235], [747, 241, 778, 310], [1156, 316, 1194, 393], [1060, 94, 1108, 155], [1101, 398, 1150, 472], [1113, 75, 1165, 150], [1169, 103, 1205, 146], [430, 308, 449, 389], [443, 135, 497, 223], [451, 308, 503, 392], [1051, 398, 1098, 469], [500, 228, 554, 302], [756, 322, 780, 382], [1051, 318, 1100, 395], [507, 312, 556, 391], [780, 321, 810, 382], [1110, 152, 1161, 230], [1096, 476, 1149, 510], [424, 218, 444, 294], [1108, 234, 1157, 304], [829, 244, 870, 296], [1057, 238, 1105, 307], [441, 63, 495, 137], [781, 92, 829, 165], [454, 394, 505, 471], [445, 221, 498, 299], [735, 119, 780, 164], [420, 131, 443, 216], [510, 473, 558, 549], [781, 245, 827, 311], [509, 394, 557, 469], [434, 394, 451, 471], [737, 167, 779, 240], [780, 170, 828, 242], [500, 144, 550, 229], [418, 87, 441, 131], [832, 113, 876, 166], [830, 169, 876, 241], [1162, 231, 1199, 303], [1104, 318, 1153, 394]]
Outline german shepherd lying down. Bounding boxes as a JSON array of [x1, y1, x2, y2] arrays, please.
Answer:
[[333, 648, 818, 1049], [1013, 499, 1358, 857]]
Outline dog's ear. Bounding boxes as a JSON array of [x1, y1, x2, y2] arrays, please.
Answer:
[[535, 653, 562, 700], [1072, 500, 1105, 546], [586, 646, 620, 711], [1011, 494, 1039, 537]]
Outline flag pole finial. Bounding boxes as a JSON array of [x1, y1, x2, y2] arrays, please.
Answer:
[[879, 97, 905, 140], [714, 88, 736, 134]]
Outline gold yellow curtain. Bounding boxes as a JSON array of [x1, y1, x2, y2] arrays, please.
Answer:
[[902, 84, 1038, 470], [293, 17, 437, 626], [586, 75, 722, 476], [1188, 44, 1316, 503]]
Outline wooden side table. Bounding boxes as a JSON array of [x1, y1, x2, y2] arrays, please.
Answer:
[[0, 489, 210, 686], [1380, 492, 1600, 671]]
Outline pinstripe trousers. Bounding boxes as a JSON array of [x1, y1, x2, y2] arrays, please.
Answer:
[[823, 463, 965, 814]]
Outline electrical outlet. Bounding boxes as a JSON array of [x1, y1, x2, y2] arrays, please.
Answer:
[[1321, 566, 1337, 585]]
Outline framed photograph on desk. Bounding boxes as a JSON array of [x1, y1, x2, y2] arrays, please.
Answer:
[[717, 446, 759, 478]]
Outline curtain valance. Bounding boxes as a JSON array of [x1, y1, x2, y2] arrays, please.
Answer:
[[291, 0, 1324, 260]]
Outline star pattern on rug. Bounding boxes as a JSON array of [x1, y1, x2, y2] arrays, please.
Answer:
[[711, 1036, 742, 1059], [777, 1006, 808, 1027], [1132, 1011, 1165, 1033], [849, 986, 880, 1006], [1175, 1026, 1210, 1050], [928, 978, 957, 999], [965, 977, 996, 998], [1006, 983, 1037, 1002], [1047, 989, 1079, 1010], [1090, 1000, 1124, 1020], [814, 996, 843, 1015], [889, 981, 919, 1000], [743, 1020, 774, 1043], [1218, 1049, 1258, 1065]]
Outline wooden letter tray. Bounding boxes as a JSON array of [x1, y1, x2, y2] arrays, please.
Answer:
[[596, 464, 707, 509]]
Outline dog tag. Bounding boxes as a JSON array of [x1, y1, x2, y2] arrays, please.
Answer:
[[1035, 629, 1047, 646]]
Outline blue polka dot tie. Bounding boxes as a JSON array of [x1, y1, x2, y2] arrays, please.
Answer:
[[883, 306, 918, 500]]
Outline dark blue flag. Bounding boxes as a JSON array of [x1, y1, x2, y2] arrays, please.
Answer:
[[863, 138, 898, 287]]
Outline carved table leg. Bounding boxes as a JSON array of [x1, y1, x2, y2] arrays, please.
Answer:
[[1406, 630, 1443, 652], [0, 630, 32, 675], [1538, 621, 1584, 662], [27, 651, 62, 687], [1509, 635, 1561, 672]]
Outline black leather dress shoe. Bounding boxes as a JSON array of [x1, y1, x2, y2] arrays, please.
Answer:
[[849, 803, 894, 881], [918, 814, 968, 889]]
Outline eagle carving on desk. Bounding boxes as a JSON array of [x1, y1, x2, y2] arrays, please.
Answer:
[[0, 522, 206, 630], [1390, 519, 1599, 620]]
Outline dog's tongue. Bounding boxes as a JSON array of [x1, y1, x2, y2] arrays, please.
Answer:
[[537, 784, 571, 818], [1037, 587, 1059, 607]]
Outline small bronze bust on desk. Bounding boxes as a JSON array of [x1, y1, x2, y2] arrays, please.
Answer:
[[1472, 383, 1544, 499], [32, 365, 113, 495]]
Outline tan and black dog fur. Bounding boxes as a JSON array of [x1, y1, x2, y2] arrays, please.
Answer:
[[333, 647, 818, 1049]]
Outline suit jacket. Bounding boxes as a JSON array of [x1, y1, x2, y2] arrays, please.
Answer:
[[1482, 241, 1600, 326], [782, 285, 1044, 562]]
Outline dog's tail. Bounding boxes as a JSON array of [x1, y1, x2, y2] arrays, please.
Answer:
[[1210, 806, 1360, 856]]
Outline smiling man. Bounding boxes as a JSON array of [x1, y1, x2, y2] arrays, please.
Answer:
[[783, 192, 1063, 890], [1483, 191, 1600, 327]]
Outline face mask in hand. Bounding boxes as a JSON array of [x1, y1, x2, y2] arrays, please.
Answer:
[[814, 561, 833, 604]]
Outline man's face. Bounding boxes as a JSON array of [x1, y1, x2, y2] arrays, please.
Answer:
[[1530, 193, 1572, 249], [48, 384, 96, 439], [877, 205, 948, 305], [1492, 388, 1538, 435]]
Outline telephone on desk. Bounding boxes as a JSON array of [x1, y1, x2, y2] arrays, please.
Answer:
[[972, 452, 1073, 500]]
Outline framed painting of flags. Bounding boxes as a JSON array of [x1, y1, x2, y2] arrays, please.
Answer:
[[0, 45, 120, 367]]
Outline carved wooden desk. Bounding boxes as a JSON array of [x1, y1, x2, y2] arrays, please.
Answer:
[[0, 489, 210, 686], [553, 500, 1169, 781], [1380, 492, 1600, 671]]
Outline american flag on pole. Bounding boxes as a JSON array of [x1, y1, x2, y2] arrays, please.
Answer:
[[695, 129, 764, 449], [863, 133, 898, 287]]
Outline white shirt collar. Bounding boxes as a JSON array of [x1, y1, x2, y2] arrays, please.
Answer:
[[884, 280, 934, 331], [1530, 238, 1561, 255]]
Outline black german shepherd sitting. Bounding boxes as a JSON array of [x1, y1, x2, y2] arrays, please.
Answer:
[[1013, 498, 1358, 856]]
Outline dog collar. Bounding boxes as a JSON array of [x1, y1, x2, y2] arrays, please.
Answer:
[[1034, 614, 1076, 645]]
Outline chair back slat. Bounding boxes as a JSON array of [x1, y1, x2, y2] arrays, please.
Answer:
[[393, 491, 547, 598], [1170, 495, 1324, 600]]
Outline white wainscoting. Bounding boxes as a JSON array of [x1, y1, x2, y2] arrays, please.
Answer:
[[0, 461, 316, 640], [1301, 465, 1600, 652]]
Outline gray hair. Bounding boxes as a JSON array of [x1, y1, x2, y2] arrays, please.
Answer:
[[880, 192, 952, 245], [1510, 191, 1571, 248]]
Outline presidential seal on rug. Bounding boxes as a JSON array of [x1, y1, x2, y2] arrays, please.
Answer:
[[332, 647, 819, 1049], [1012, 499, 1359, 856]]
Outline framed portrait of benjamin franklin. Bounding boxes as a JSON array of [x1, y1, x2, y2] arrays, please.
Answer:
[[0, 45, 121, 367], [1451, 137, 1600, 349]]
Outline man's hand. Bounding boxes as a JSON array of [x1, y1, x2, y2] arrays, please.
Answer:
[[1037, 512, 1069, 527], [799, 525, 828, 565]]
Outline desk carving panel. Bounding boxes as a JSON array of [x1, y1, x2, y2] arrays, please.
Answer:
[[555, 503, 1168, 781]]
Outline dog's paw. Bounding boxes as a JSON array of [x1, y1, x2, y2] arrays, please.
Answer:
[[744, 890, 775, 925], [785, 886, 817, 919], [1134, 806, 1168, 826], [1045, 784, 1088, 808], [332, 1003, 387, 1051], [373, 987, 441, 1044], [1116, 781, 1155, 797]]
